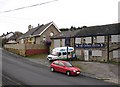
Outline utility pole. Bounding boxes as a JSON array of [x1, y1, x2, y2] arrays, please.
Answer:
[[107, 35, 110, 62], [67, 45, 68, 60]]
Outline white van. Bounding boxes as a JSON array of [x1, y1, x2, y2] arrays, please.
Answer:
[[47, 47, 75, 61]]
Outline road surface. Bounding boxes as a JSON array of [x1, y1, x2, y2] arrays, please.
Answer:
[[2, 49, 118, 86]]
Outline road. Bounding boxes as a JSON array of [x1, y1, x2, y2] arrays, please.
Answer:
[[2, 49, 118, 86]]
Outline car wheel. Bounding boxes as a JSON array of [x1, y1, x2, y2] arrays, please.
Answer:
[[50, 67, 55, 72], [66, 71, 71, 76]]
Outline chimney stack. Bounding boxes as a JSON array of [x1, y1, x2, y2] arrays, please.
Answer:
[[28, 25, 32, 30], [38, 24, 40, 27]]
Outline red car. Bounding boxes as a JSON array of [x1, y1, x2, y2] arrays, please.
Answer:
[[50, 60, 81, 76]]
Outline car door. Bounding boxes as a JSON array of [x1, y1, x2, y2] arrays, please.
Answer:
[[52, 61, 59, 71], [57, 62, 66, 73]]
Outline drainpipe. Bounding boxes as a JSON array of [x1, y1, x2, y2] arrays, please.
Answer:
[[74, 37, 76, 54]]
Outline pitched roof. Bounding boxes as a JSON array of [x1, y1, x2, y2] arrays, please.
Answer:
[[76, 23, 120, 37], [52, 23, 119, 39], [52, 30, 80, 39], [9, 32, 23, 40], [19, 22, 60, 39]]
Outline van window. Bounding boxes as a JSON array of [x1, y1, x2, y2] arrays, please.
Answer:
[[58, 52, 61, 56], [63, 52, 66, 55], [68, 52, 70, 55]]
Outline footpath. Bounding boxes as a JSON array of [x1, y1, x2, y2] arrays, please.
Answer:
[[27, 57, 119, 85]]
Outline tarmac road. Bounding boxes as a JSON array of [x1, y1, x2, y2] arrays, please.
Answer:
[[2, 49, 118, 86]]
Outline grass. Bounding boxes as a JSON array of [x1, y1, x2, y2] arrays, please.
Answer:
[[26, 54, 48, 59]]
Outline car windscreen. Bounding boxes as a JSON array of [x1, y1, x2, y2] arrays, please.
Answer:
[[64, 62, 73, 67]]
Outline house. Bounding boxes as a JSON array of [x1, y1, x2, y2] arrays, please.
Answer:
[[16, 21, 61, 56], [6, 31, 23, 44], [51, 23, 120, 62], [1, 32, 14, 46]]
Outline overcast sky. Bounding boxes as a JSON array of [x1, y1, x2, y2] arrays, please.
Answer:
[[0, 0, 119, 35]]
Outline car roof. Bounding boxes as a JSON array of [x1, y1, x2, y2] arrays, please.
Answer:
[[53, 60, 68, 63], [52, 47, 74, 52]]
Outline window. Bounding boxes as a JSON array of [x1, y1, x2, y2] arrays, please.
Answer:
[[68, 52, 70, 55], [53, 61, 59, 65], [63, 52, 66, 55], [111, 35, 120, 42], [58, 52, 61, 56], [43, 35, 46, 41], [97, 36, 104, 43], [64, 62, 73, 67], [75, 38, 81, 44], [62, 39, 65, 46], [113, 50, 120, 58], [59, 62, 64, 66], [92, 50, 102, 56], [85, 37, 91, 43], [50, 32, 54, 36]]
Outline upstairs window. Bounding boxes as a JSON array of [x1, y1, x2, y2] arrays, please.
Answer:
[[111, 35, 120, 42], [97, 36, 105, 43]]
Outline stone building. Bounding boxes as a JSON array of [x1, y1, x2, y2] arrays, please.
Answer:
[[51, 23, 120, 62]]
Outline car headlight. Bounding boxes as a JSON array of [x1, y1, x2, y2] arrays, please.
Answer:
[[73, 70, 76, 72]]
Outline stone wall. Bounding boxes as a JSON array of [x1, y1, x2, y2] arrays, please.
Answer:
[[4, 44, 48, 56]]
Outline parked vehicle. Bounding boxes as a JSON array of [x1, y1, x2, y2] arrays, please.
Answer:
[[47, 47, 76, 61], [50, 60, 80, 76]]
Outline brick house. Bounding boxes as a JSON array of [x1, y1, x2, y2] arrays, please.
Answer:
[[51, 23, 120, 62]]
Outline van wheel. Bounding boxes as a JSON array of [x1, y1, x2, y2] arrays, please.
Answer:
[[50, 67, 55, 72], [66, 71, 71, 76]]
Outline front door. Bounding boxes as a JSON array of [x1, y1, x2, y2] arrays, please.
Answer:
[[84, 50, 89, 61]]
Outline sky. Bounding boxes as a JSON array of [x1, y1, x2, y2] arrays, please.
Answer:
[[0, 0, 119, 35]]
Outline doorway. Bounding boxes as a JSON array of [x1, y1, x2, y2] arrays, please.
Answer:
[[84, 50, 89, 61]]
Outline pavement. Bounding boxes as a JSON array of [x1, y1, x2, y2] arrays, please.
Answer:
[[27, 57, 119, 85]]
